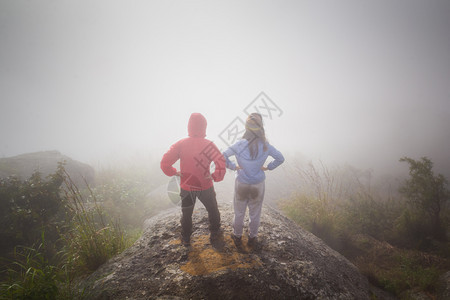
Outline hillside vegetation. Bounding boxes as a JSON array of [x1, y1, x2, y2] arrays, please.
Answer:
[[0, 154, 448, 299], [280, 157, 450, 298], [0, 159, 172, 299]]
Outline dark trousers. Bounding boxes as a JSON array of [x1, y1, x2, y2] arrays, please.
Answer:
[[180, 187, 221, 241]]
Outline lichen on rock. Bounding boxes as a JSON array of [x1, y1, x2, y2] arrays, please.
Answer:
[[179, 234, 262, 276]]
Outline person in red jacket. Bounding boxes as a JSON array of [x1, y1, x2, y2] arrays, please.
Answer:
[[161, 113, 226, 246]]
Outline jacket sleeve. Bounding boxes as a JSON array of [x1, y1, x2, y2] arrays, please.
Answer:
[[160, 141, 181, 176], [267, 144, 285, 170], [222, 146, 237, 170], [211, 143, 226, 182]]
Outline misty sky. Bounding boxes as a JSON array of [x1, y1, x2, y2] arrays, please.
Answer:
[[1, 0, 449, 175]]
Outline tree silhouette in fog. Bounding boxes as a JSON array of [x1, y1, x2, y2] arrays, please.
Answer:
[[399, 156, 449, 242]]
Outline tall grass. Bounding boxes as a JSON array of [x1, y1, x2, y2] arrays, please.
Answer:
[[0, 168, 141, 299], [280, 161, 360, 250], [0, 240, 58, 300], [60, 169, 133, 274], [91, 162, 172, 229], [0, 169, 133, 299], [0, 235, 89, 300]]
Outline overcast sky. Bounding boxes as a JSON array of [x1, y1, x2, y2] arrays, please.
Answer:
[[1, 0, 449, 175]]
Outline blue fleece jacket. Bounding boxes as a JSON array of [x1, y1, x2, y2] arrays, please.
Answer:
[[223, 139, 285, 184]]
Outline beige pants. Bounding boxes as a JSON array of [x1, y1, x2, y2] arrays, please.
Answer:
[[233, 179, 265, 238]]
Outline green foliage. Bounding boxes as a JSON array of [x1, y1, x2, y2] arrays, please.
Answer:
[[91, 163, 171, 229], [280, 158, 450, 298], [363, 252, 441, 296], [0, 241, 59, 300], [0, 163, 144, 298], [399, 156, 449, 242], [342, 193, 403, 242], [60, 170, 134, 274], [281, 193, 343, 250], [0, 165, 65, 259], [394, 209, 430, 249]]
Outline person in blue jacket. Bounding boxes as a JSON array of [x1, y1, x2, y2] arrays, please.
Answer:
[[223, 113, 284, 248]]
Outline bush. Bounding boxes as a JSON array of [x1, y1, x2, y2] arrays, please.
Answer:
[[91, 163, 171, 230], [0, 166, 65, 260], [399, 157, 449, 242], [342, 193, 404, 242]]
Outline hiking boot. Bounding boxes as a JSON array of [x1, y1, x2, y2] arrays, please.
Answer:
[[231, 234, 242, 247], [210, 229, 225, 250], [248, 236, 260, 250], [181, 236, 191, 247]]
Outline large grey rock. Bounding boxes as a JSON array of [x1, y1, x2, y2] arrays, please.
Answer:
[[0, 151, 94, 186], [79, 201, 370, 299], [437, 271, 450, 300]]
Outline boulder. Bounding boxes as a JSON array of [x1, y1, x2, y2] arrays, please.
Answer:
[[0, 150, 94, 186], [437, 271, 450, 300], [79, 201, 370, 299]]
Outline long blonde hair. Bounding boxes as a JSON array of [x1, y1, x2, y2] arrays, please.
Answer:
[[242, 113, 267, 159]]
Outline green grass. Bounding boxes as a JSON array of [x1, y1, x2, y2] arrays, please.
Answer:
[[60, 170, 136, 274], [0, 241, 58, 300], [359, 251, 441, 296]]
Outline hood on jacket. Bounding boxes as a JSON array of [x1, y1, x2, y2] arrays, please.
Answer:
[[188, 113, 207, 137]]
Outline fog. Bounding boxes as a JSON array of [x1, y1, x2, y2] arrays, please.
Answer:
[[1, 0, 450, 178]]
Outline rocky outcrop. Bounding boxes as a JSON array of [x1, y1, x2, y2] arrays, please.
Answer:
[[0, 151, 94, 186], [79, 201, 370, 299], [437, 271, 450, 300]]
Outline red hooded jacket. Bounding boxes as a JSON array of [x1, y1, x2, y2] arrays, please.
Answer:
[[160, 113, 226, 191]]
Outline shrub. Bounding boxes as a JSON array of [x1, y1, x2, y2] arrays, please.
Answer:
[[399, 157, 449, 242], [91, 163, 171, 230], [342, 193, 404, 242], [0, 165, 65, 261]]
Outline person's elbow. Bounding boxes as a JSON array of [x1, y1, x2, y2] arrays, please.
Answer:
[[160, 160, 176, 177], [160, 160, 166, 173]]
